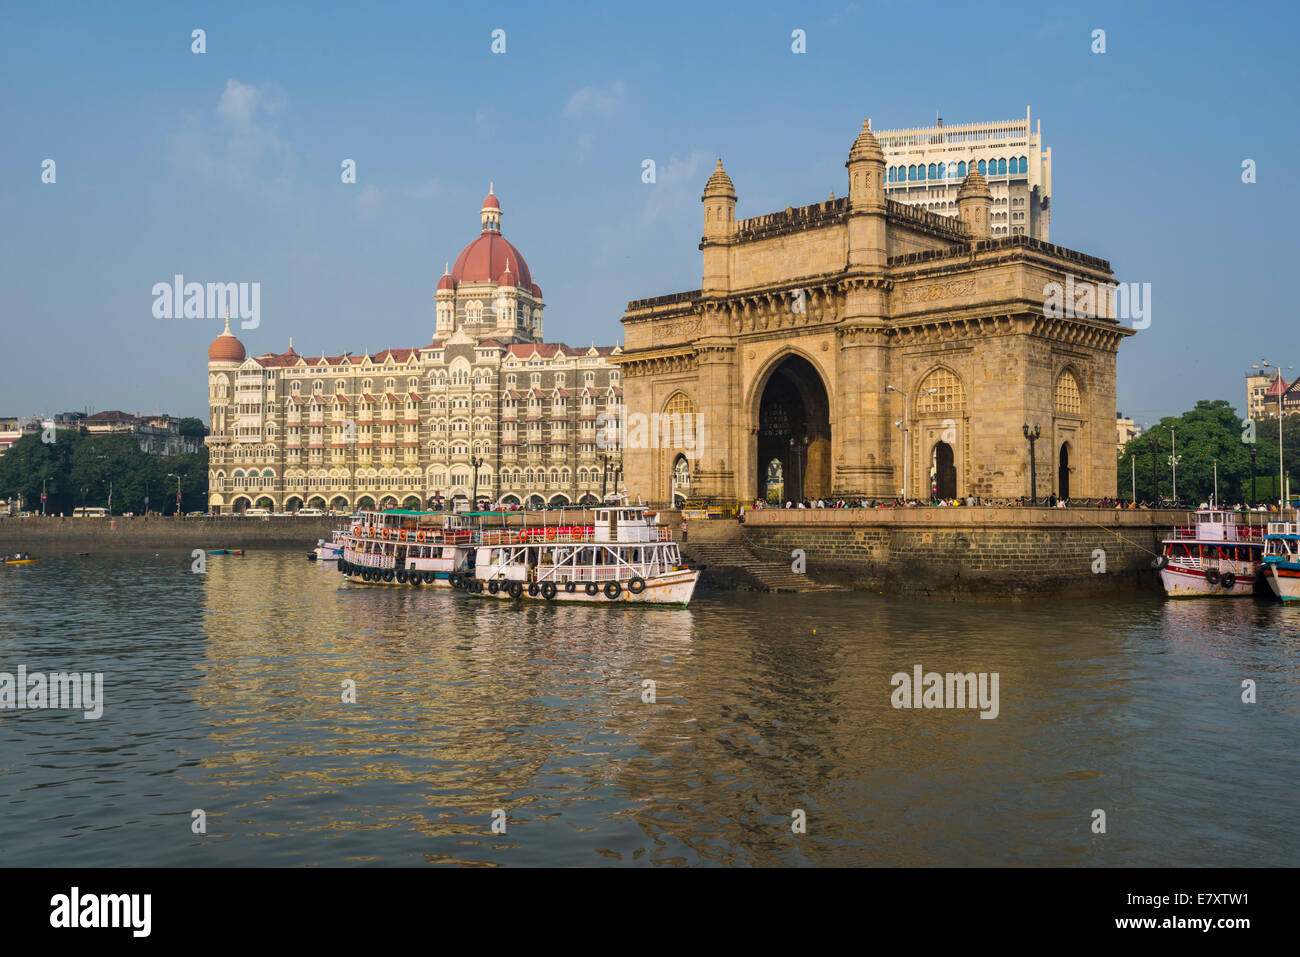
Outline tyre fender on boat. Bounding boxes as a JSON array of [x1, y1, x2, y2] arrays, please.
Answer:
[[396, 570, 407, 584], [506, 581, 523, 599], [564, 581, 576, 594], [541, 581, 557, 600], [604, 581, 622, 599], [528, 582, 540, 597], [1221, 571, 1237, 589], [1152, 554, 1169, 570], [449, 573, 461, 589], [384, 569, 395, 583], [585, 582, 599, 596], [1204, 568, 1220, 585], [628, 576, 646, 595], [489, 580, 500, 595], [410, 571, 422, 586]]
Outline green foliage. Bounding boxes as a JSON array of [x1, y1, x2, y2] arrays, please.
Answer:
[[1118, 400, 1299, 505], [177, 417, 208, 437], [0, 431, 207, 514]]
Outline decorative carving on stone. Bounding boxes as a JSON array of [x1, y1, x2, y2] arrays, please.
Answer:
[[899, 278, 976, 304]]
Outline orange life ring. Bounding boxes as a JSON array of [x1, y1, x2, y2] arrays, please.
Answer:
[[352, 525, 361, 536], [399, 529, 407, 541], [416, 531, 425, 542], [546, 527, 556, 541], [382, 528, 390, 539]]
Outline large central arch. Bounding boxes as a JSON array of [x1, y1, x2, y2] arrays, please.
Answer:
[[753, 354, 831, 501]]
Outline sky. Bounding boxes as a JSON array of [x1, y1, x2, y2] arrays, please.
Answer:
[[2, 0, 1297, 432]]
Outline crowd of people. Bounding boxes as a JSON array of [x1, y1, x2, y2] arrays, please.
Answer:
[[742, 495, 1297, 512]]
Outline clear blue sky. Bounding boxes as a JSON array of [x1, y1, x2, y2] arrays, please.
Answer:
[[2, 0, 1296, 432]]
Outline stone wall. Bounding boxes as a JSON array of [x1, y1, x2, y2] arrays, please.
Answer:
[[739, 507, 1193, 597], [0, 516, 340, 548]]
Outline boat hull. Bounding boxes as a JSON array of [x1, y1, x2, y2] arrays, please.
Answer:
[[473, 569, 700, 606], [1158, 563, 1257, 598], [1263, 562, 1300, 601]]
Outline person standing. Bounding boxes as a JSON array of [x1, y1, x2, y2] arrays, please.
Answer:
[[681, 516, 688, 543]]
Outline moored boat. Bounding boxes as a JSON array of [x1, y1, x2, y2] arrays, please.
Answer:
[[1155, 509, 1264, 598], [312, 529, 346, 562], [336, 509, 476, 587], [1261, 514, 1300, 602], [459, 505, 699, 606]]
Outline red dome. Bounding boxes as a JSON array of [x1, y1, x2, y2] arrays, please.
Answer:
[[450, 232, 533, 290], [530, 282, 543, 299], [481, 192, 500, 210], [208, 324, 245, 362], [437, 272, 455, 291]]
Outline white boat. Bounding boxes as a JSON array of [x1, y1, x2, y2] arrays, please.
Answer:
[[1155, 509, 1264, 598], [459, 505, 699, 606], [336, 509, 476, 587], [1261, 514, 1300, 602], [312, 529, 346, 561]]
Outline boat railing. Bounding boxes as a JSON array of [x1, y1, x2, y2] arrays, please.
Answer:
[[1266, 522, 1300, 536]]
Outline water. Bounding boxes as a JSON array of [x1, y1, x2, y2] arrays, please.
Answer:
[[1, 548, 1296, 866]]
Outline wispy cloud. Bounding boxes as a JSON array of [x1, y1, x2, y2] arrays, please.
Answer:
[[564, 81, 627, 118], [168, 79, 292, 200], [407, 178, 443, 200], [827, 3, 858, 25], [642, 149, 711, 223]]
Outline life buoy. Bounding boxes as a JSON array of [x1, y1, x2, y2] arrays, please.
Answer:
[[416, 531, 425, 542], [1152, 555, 1169, 570], [585, 582, 599, 596], [352, 525, 361, 536], [604, 581, 622, 599], [528, 582, 540, 596], [628, 576, 646, 595], [489, 580, 500, 594], [541, 582, 557, 599], [1221, 572, 1237, 589], [399, 529, 407, 541], [382, 528, 390, 539], [564, 581, 576, 593], [1204, 568, 1220, 585], [546, 527, 556, 541], [507, 581, 523, 599]]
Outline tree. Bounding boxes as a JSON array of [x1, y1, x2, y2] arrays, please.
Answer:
[[1118, 400, 1253, 505], [177, 417, 208, 437]]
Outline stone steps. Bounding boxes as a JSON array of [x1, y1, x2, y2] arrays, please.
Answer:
[[682, 541, 840, 592]]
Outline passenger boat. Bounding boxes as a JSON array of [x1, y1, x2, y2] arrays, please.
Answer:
[[461, 505, 699, 606], [1, 553, 38, 565], [1155, 509, 1264, 598], [1260, 514, 1300, 602], [311, 529, 346, 562], [336, 509, 476, 587]]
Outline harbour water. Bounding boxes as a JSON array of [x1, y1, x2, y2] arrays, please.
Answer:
[[1, 548, 1296, 866]]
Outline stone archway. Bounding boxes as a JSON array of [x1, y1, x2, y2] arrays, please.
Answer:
[[1058, 443, 1071, 499], [754, 354, 831, 502], [932, 441, 956, 499], [671, 454, 690, 507]]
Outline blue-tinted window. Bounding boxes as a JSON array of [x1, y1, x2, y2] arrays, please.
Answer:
[[977, 160, 987, 175], [958, 161, 967, 178]]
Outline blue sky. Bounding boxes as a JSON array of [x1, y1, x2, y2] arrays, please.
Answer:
[[2, 0, 1296, 431]]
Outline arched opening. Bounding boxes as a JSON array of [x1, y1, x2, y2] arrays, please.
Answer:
[[402, 495, 421, 510], [285, 495, 304, 512], [308, 496, 326, 510], [500, 494, 522, 506], [255, 497, 274, 509], [232, 496, 251, 513], [1058, 443, 1071, 499], [378, 495, 398, 509], [764, 458, 785, 504], [526, 494, 545, 508], [549, 494, 570, 506], [671, 454, 691, 507], [578, 493, 598, 506], [755, 354, 831, 502], [931, 442, 956, 499], [330, 496, 349, 513]]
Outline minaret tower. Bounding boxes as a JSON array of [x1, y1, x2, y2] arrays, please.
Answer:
[[957, 164, 992, 240], [701, 159, 736, 296], [435, 262, 455, 338], [481, 182, 501, 232]]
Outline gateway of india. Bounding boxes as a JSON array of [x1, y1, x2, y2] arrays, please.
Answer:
[[614, 114, 1133, 506]]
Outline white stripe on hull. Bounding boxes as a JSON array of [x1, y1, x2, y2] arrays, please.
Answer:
[[476, 571, 700, 605], [1159, 565, 1256, 598], [1264, 565, 1300, 601]]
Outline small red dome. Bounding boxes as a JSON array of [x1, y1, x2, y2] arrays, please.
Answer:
[[482, 193, 500, 210], [208, 324, 245, 363], [437, 272, 455, 291], [530, 282, 543, 299]]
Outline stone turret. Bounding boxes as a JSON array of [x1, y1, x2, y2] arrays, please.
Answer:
[[957, 165, 992, 240], [435, 262, 455, 338], [701, 159, 736, 295], [845, 117, 886, 269]]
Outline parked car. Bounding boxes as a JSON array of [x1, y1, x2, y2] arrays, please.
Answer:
[[244, 507, 271, 517], [296, 508, 325, 516]]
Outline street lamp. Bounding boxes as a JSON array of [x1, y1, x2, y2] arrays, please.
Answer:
[[1147, 434, 1162, 503], [1254, 360, 1293, 508], [1167, 427, 1181, 504], [470, 455, 484, 510], [888, 385, 937, 500], [789, 435, 809, 502], [1023, 424, 1041, 505], [166, 472, 181, 517]]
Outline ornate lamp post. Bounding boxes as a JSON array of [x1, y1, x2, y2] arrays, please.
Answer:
[[789, 435, 809, 502], [1023, 424, 1041, 505], [470, 455, 484, 510], [887, 385, 937, 499]]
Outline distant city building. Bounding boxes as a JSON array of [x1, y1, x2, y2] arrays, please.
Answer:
[[0, 417, 22, 456], [876, 107, 1052, 241], [82, 411, 203, 455], [206, 188, 625, 514], [1116, 413, 1141, 455], [1246, 369, 1295, 419]]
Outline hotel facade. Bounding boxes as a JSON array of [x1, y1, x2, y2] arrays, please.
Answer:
[[205, 189, 624, 513]]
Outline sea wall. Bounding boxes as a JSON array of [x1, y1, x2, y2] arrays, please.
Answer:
[[0, 516, 338, 549], [738, 507, 1192, 597]]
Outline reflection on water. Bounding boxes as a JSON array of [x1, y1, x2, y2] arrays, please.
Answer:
[[1, 549, 1297, 866]]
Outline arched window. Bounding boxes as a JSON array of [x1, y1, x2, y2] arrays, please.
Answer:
[[977, 160, 987, 176], [1018, 155, 1028, 173], [927, 163, 937, 179], [918, 165, 927, 181], [997, 158, 1007, 175], [958, 161, 967, 178], [908, 164, 916, 181], [1054, 370, 1082, 416], [916, 368, 966, 415]]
